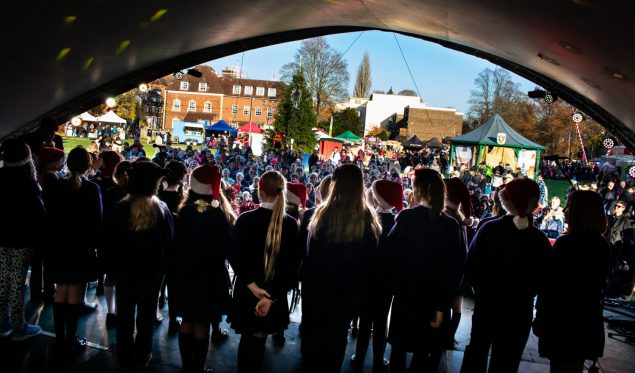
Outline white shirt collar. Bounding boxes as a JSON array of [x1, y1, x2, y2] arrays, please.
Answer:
[[260, 202, 275, 210]]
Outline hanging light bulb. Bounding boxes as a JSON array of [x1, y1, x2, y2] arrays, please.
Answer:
[[174, 71, 183, 80], [138, 83, 148, 92], [629, 166, 635, 178], [572, 112, 584, 123], [603, 137, 615, 149], [71, 116, 82, 126]]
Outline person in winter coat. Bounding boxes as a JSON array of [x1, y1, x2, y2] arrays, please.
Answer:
[[461, 178, 551, 373], [534, 190, 611, 372], [230, 170, 299, 373], [302, 164, 382, 373], [105, 161, 174, 369], [388, 169, 465, 373], [0, 139, 45, 340], [172, 164, 236, 373]]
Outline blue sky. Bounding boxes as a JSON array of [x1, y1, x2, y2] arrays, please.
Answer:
[[206, 30, 536, 114]]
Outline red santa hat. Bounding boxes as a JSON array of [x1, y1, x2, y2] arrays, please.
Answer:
[[2, 139, 32, 168], [500, 177, 540, 230], [100, 151, 122, 177], [286, 182, 307, 209], [37, 147, 66, 173], [190, 164, 222, 207], [372, 179, 404, 212], [444, 177, 479, 228]]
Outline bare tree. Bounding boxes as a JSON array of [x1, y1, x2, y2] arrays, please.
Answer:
[[280, 37, 349, 119], [353, 52, 372, 98]]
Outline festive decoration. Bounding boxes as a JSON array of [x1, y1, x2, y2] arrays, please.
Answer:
[[544, 93, 555, 104], [572, 112, 584, 123], [603, 137, 615, 149], [138, 83, 148, 92], [574, 120, 587, 163], [105, 97, 117, 108], [174, 71, 183, 80], [629, 166, 635, 178], [71, 116, 82, 126]]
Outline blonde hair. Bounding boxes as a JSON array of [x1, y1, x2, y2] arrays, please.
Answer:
[[259, 171, 287, 280], [186, 189, 237, 225], [64, 146, 91, 191], [309, 164, 381, 244], [125, 195, 163, 231]]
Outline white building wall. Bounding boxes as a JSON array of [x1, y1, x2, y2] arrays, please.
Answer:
[[360, 93, 426, 134]]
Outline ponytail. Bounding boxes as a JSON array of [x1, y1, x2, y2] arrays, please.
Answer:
[[125, 195, 162, 231], [260, 171, 287, 280], [413, 168, 446, 219]]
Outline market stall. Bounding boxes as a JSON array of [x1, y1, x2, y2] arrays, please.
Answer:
[[448, 114, 545, 179]]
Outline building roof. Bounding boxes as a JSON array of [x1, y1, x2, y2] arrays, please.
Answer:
[[157, 65, 224, 94], [449, 114, 545, 150]]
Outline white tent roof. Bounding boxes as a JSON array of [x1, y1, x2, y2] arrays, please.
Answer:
[[97, 110, 126, 124], [79, 112, 98, 122]]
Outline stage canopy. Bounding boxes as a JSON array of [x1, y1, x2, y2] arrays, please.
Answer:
[[402, 135, 426, 148], [207, 119, 237, 135], [335, 130, 362, 144], [448, 114, 545, 178], [79, 112, 98, 122], [426, 137, 444, 149]]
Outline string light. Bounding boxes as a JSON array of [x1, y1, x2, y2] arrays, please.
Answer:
[[105, 97, 117, 108], [603, 138, 615, 149], [629, 166, 635, 178], [572, 112, 584, 123], [138, 83, 148, 92], [71, 116, 81, 126]]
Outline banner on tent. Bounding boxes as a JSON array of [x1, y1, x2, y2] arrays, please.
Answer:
[[517, 149, 537, 178], [454, 146, 473, 166]]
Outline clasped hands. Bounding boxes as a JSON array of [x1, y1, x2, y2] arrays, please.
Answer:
[[247, 282, 274, 318]]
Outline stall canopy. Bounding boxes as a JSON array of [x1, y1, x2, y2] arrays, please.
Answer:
[[79, 112, 98, 122], [426, 137, 444, 149], [335, 130, 362, 144], [402, 135, 426, 148], [237, 122, 263, 134], [448, 114, 545, 179], [207, 119, 237, 135], [97, 110, 126, 124]]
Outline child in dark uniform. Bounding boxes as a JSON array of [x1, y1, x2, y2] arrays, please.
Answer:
[[303, 164, 382, 373], [230, 170, 299, 373], [172, 164, 236, 373], [351, 179, 403, 372]]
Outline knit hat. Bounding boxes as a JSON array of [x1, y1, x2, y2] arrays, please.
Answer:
[[1, 139, 32, 167], [500, 177, 540, 230], [190, 164, 222, 207], [372, 179, 404, 212], [286, 182, 307, 209], [444, 177, 478, 228], [37, 147, 66, 173], [126, 161, 167, 196]]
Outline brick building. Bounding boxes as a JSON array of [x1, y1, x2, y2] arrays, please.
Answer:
[[402, 106, 463, 140], [151, 65, 285, 130]]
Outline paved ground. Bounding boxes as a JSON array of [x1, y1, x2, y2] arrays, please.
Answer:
[[1, 284, 634, 372]]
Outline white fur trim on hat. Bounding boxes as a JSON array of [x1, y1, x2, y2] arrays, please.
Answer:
[[4, 146, 32, 168], [190, 177, 213, 195], [372, 182, 394, 211], [286, 190, 301, 207]]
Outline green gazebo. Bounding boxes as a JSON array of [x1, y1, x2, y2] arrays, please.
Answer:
[[448, 114, 545, 179], [335, 130, 362, 144]]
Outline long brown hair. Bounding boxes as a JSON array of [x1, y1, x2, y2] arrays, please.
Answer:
[[565, 190, 607, 235], [180, 189, 237, 225], [258, 171, 287, 280], [309, 164, 381, 244], [412, 168, 446, 218], [64, 146, 91, 190]]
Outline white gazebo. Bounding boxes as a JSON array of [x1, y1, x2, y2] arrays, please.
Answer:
[[97, 110, 126, 125]]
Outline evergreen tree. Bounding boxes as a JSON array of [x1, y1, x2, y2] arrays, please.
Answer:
[[274, 69, 317, 153], [387, 86, 394, 94], [318, 108, 363, 137]]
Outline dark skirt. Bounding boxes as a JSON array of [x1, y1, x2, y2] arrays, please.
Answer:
[[388, 295, 438, 351], [230, 278, 290, 334], [46, 245, 98, 284], [171, 268, 231, 324]]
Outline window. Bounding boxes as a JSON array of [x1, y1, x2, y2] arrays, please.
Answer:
[[268, 88, 277, 97], [188, 100, 196, 112], [267, 107, 274, 117], [203, 101, 212, 113], [198, 82, 208, 91], [256, 87, 265, 96], [232, 85, 241, 94], [255, 107, 262, 116], [244, 86, 253, 95], [172, 99, 181, 112], [243, 106, 251, 116], [180, 81, 189, 90], [231, 105, 239, 115]]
